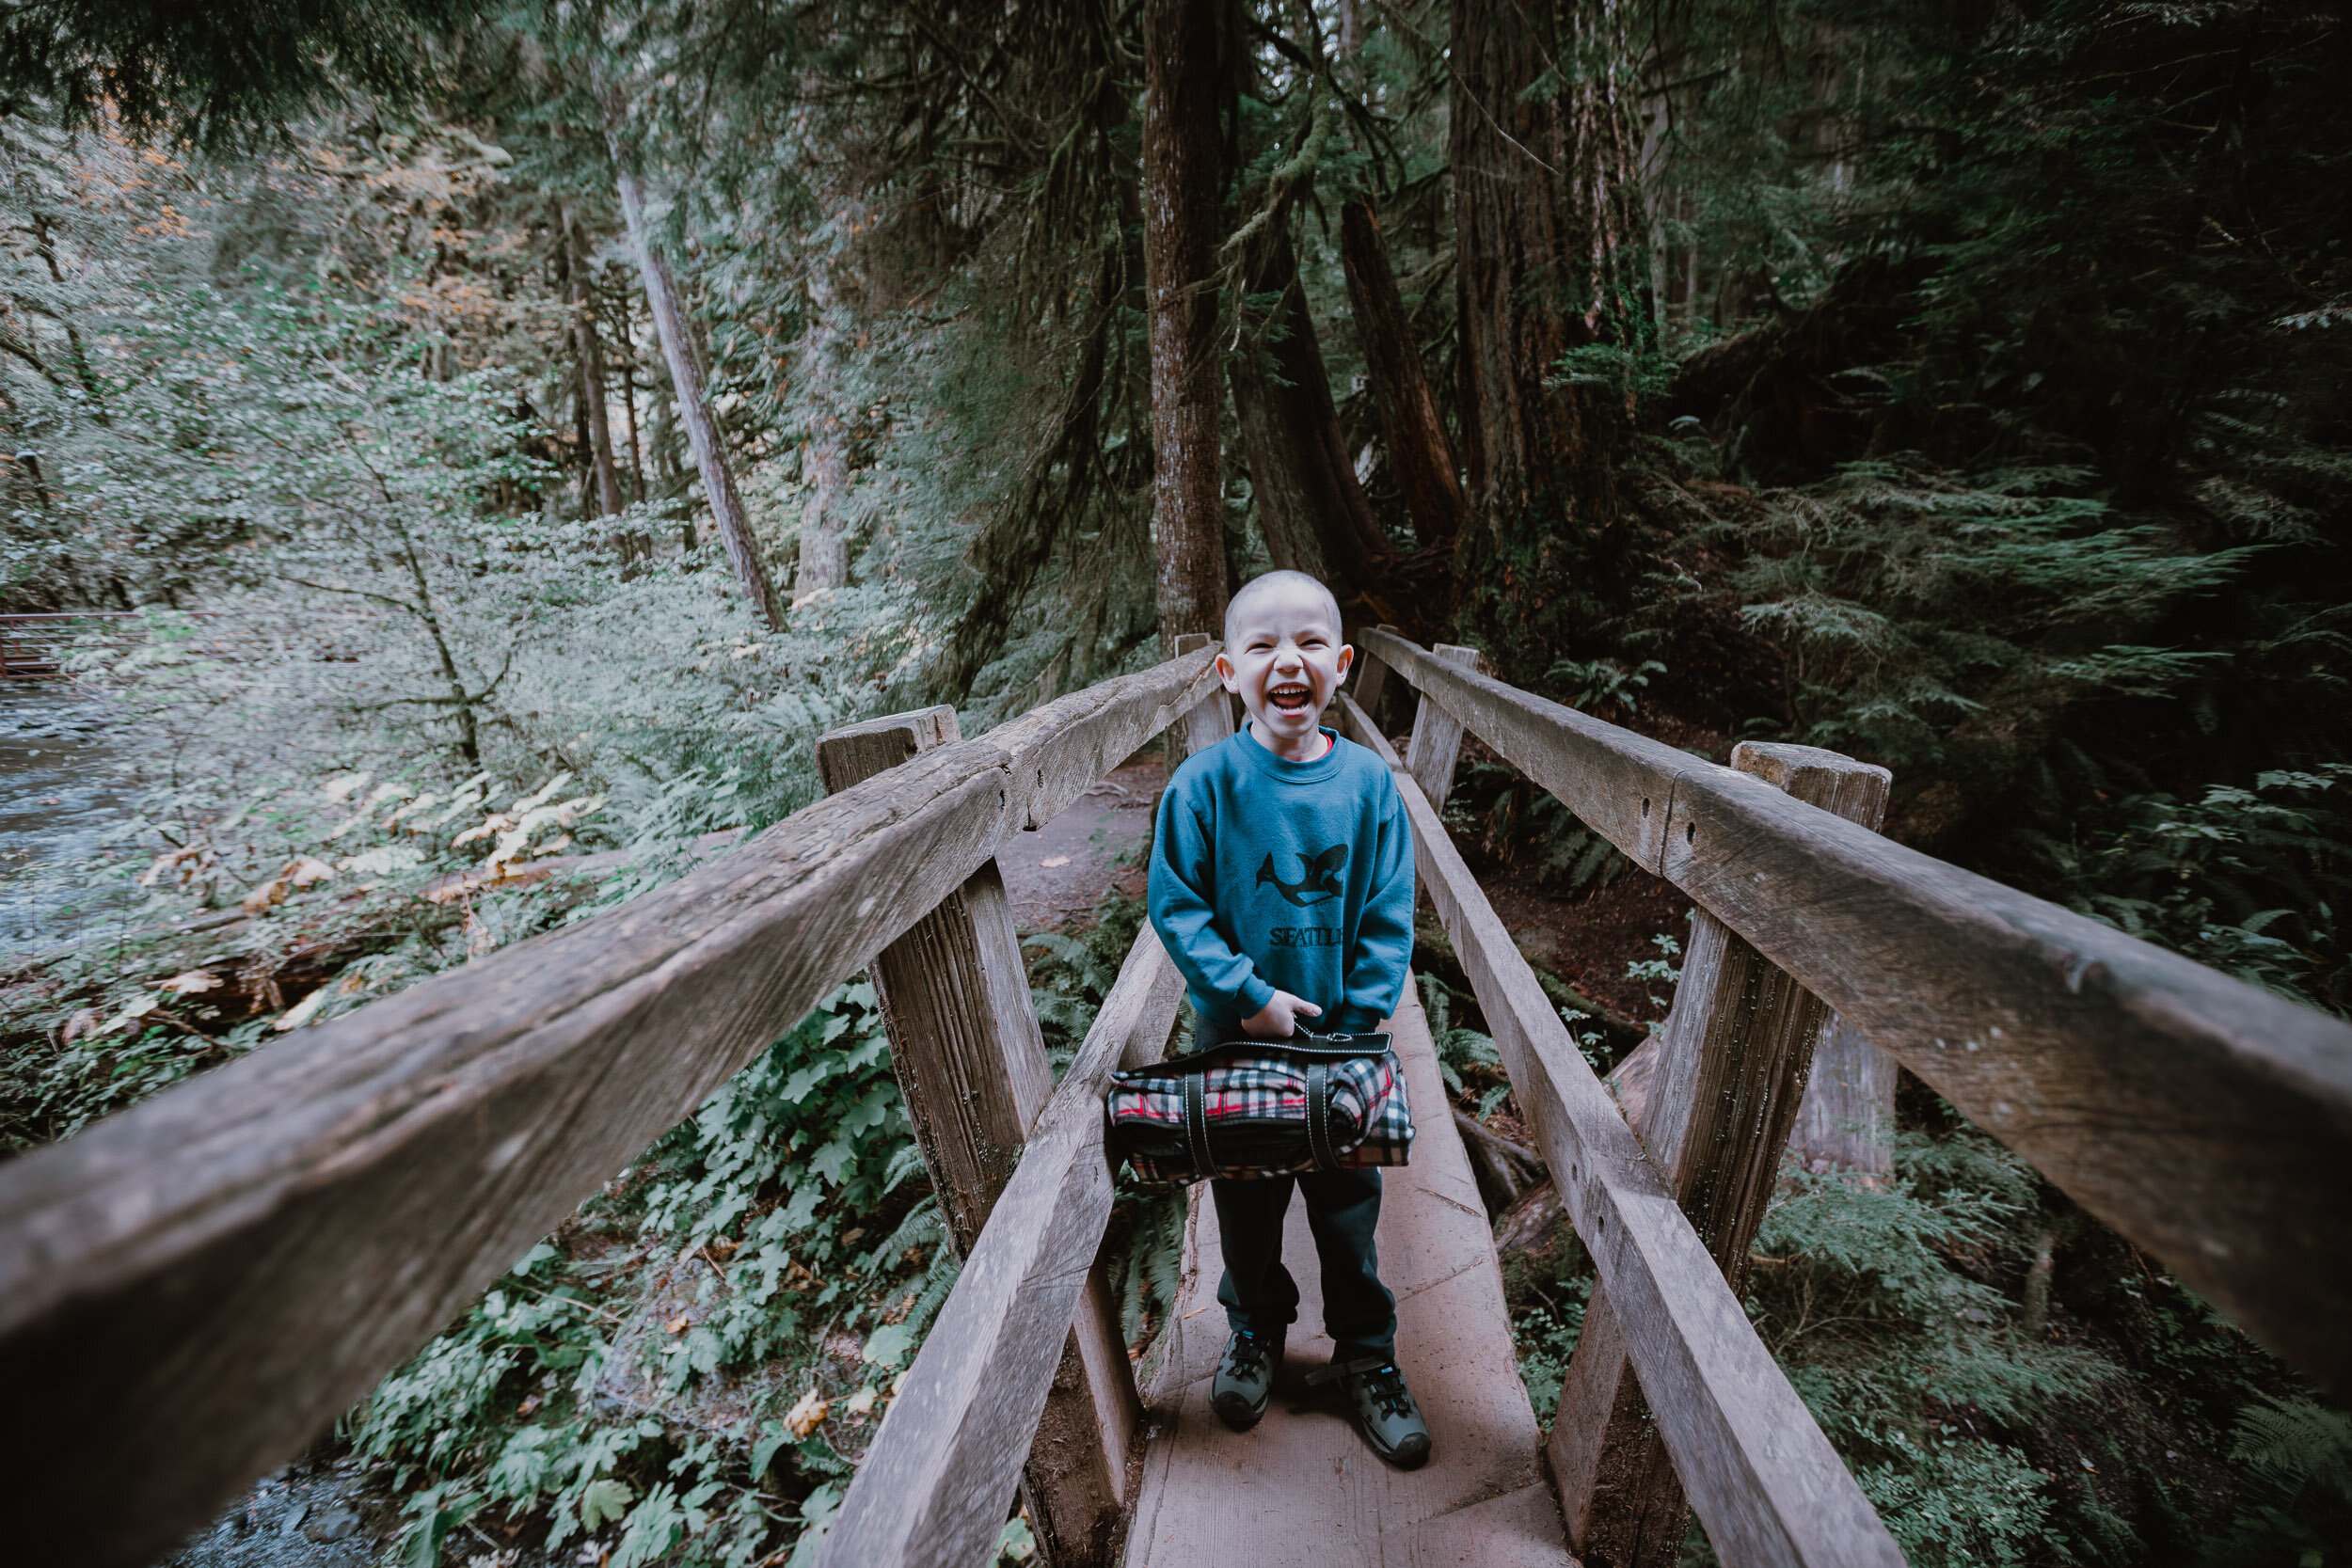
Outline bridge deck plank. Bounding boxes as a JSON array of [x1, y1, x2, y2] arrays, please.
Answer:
[[1121, 983, 1576, 1567]]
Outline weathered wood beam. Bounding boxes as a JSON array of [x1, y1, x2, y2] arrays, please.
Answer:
[[1351, 623, 1395, 732], [0, 649, 1220, 1568], [1337, 697, 1903, 1568], [815, 924, 1186, 1568], [1403, 641, 1482, 808], [817, 707, 1057, 1247], [1789, 1021, 1896, 1181], [1361, 628, 2352, 1393], [1172, 632, 1236, 759], [817, 707, 1139, 1566], [1556, 745, 1889, 1567]]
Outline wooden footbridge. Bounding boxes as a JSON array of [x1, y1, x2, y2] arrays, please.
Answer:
[[3, 630, 2348, 1567]]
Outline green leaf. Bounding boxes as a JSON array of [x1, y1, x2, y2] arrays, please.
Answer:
[[749, 1419, 791, 1481], [580, 1476, 634, 1530], [862, 1321, 917, 1370]]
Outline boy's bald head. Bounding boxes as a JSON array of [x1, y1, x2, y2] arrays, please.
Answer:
[[1223, 569, 1342, 648]]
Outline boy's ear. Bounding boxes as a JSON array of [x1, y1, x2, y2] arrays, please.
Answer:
[[1215, 651, 1241, 692], [1336, 643, 1355, 680]]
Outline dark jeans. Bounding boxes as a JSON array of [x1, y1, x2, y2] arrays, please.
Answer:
[[1211, 1168, 1396, 1362]]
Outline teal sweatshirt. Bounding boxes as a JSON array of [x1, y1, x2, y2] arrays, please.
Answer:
[[1148, 726, 1415, 1040]]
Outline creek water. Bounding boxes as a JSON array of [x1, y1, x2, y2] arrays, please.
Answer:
[[0, 684, 135, 957]]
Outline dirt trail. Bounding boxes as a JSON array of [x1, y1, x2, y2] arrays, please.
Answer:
[[993, 752, 1164, 930]]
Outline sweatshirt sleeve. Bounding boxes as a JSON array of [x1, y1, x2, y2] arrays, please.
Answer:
[[1332, 770, 1415, 1033], [1148, 774, 1277, 1021]]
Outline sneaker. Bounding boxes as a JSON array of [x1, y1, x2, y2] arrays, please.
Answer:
[[1310, 1355, 1432, 1468], [1210, 1327, 1283, 1431]]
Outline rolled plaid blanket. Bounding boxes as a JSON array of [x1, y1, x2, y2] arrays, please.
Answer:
[[1104, 1032, 1415, 1183]]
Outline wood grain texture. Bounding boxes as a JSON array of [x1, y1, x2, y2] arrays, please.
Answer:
[[1172, 632, 1237, 765], [1338, 696, 1903, 1568], [818, 707, 1055, 1251], [1644, 745, 1891, 1286], [1790, 1022, 1896, 1181], [1561, 746, 1889, 1568], [1352, 626, 1396, 733], [816, 924, 1186, 1568], [1121, 982, 1567, 1568], [1403, 643, 1481, 808], [1363, 627, 2352, 1393], [819, 709, 1139, 1565], [0, 647, 1219, 1568]]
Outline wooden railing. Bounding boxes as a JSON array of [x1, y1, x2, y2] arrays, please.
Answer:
[[1348, 626, 2352, 1564], [0, 646, 1220, 1568], [1357, 627, 2352, 1391], [2, 626, 2344, 1568]]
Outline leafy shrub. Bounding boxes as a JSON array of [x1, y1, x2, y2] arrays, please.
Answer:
[[1746, 1134, 2105, 1566], [2200, 1395, 2352, 1566], [2021, 764, 2351, 1015], [1443, 757, 1630, 895]]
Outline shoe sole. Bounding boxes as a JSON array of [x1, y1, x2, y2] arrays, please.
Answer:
[[1210, 1389, 1268, 1431], [1366, 1428, 1431, 1469]]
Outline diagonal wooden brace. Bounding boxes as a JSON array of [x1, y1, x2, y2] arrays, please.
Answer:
[[818, 707, 1141, 1566], [1551, 742, 1890, 1568]]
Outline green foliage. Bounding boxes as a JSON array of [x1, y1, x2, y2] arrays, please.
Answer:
[[2023, 765, 2351, 1015], [1745, 1143, 2081, 1563], [1544, 657, 1668, 721], [1444, 757, 1631, 896], [2201, 1396, 2352, 1566], [1415, 972, 1502, 1102], [351, 980, 928, 1565], [0, 0, 463, 152], [1625, 932, 1682, 1013], [1727, 461, 2250, 784]]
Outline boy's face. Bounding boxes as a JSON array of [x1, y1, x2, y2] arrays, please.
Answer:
[[1216, 580, 1354, 749]]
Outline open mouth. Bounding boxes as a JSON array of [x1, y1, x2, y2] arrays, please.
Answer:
[[1267, 682, 1313, 714]]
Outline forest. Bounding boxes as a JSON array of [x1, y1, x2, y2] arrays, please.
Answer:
[[0, 0, 2345, 1563]]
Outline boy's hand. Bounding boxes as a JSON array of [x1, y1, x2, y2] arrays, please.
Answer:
[[1241, 990, 1323, 1039]]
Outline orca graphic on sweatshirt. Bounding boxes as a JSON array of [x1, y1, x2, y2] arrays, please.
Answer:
[[1256, 844, 1346, 907]]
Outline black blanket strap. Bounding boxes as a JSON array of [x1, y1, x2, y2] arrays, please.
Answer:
[[1183, 1068, 1213, 1178], [1306, 1060, 1338, 1171]]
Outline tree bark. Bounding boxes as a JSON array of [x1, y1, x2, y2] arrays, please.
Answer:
[[1339, 196, 1463, 553], [599, 106, 783, 629], [1231, 223, 1398, 610], [1143, 0, 1231, 653], [796, 264, 850, 594], [1450, 0, 1643, 676], [560, 203, 626, 523]]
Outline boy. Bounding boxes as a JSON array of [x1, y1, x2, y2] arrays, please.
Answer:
[[1146, 569, 1429, 1468]]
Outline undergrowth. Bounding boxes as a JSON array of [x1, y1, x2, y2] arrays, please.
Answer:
[[1499, 1117, 2348, 1567], [1, 737, 1180, 1564], [342, 884, 1183, 1567]]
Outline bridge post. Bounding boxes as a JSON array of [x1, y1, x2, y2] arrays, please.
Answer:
[[1351, 623, 1398, 736], [818, 707, 1140, 1566], [1403, 642, 1483, 807], [1171, 632, 1235, 755], [1549, 742, 1890, 1568]]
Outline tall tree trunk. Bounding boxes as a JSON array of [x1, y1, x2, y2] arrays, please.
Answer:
[[31, 214, 105, 425], [1230, 222, 1397, 610], [598, 97, 783, 630], [796, 264, 850, 594], [1340, 196, 1464, 554], [560, 202, 626, 523], [1451, 0, 1644, 676], [1143, 0, 1231, 653]]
